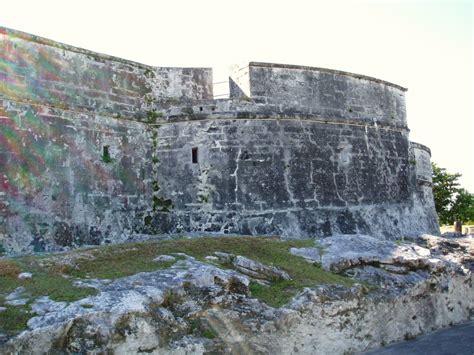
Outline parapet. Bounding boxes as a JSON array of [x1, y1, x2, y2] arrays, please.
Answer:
[[0, 26, 213, 121], [230, 62, 408, 128], [410, 142, 433, 185]]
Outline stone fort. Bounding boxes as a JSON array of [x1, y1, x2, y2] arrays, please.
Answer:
[[0, 27, 439, 255]]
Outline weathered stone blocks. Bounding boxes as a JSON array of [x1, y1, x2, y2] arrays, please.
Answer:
[[0, 26, 439, 254], [151, 119, 437, 238]]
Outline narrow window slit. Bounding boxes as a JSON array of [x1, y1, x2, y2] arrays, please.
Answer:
[[192, 147, 198, 164], [102, 145, 112, 163]]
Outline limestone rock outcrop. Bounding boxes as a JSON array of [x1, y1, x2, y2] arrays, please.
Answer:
[[1, 235, 472, 354]]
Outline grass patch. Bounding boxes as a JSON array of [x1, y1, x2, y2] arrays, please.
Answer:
[[61, 250, 181, 279], [0, 260, 21, 278], [161, 289, 183, 309], [0, 258, 98, 336], [49, 236, 354, 306], [248, 262, 352, 307], [0, 236, 355, 336], [189, 317, 217, 339], [249, 280, 296, 307], [0, 258, 98, 303], [0, 305, 32, 335]]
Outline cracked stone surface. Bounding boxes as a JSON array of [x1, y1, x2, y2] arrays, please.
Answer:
[[232, 255, 291, 282], [153, 255, 176, 262], [211, 252, 291, 283], [289, 247, 321, 263], [316, 234, 435, 272], [23, 256, 249, 331], [0, 29, 438, 256], [5, 287, 29, 306], [1, 235, 473, 354]]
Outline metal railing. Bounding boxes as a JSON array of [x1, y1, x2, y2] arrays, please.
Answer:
[[213, 81, 229, 99]]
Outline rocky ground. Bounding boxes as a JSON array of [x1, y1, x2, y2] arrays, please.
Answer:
[[0, 234, 472, 354]]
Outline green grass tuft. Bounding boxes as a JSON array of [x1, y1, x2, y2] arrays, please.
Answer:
[[52, 236, 353, 306], [0, 305, 32, 335], [80, 303, 94, 309], [0, 236, 356, 335], [0, 258, 98, 336]]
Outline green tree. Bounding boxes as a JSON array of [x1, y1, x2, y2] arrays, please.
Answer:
[[450, 188, 474, 224], [431, 163, 473, 224]]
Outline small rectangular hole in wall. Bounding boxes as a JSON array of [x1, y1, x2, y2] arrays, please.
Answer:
[[102, 145, 112, 163], [192, 147, 198, 164]]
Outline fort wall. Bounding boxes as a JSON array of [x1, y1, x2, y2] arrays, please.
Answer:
[[231, 62, 407, 127], [0, 98, 153, 254], [0, 27, 212, 120], [0, 27, 439, 255], [151, 118, 438, 238], [0, 27, 211, 254]]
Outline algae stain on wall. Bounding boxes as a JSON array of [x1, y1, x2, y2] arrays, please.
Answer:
[[143, 110, 173, 231], [0, 100, 154, 254], [0, 26, 213, 255]]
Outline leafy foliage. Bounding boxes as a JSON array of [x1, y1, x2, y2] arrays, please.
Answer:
[[450, 188, 474, 224], [432, 163, 474, 224]]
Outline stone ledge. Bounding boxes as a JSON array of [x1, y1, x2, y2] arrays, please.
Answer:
[[249, 61, 408, 92]]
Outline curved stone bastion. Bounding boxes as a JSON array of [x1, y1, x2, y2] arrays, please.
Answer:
[[0, 27, 439, 255]]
